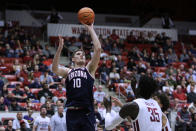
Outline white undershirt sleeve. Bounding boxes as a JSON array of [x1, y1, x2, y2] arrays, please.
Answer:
[[105, 112, 124, 130]]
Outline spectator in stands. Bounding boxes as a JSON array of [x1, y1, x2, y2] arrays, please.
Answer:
[[5, 44, 14, 58], [23, 40, 31, 52], [146, 32, 155, 43], [43, 44, 52, 58], [187, 85, 196, 103], [38, 83, 53, 104], [0, 72, 8, 96], [161, 32, 169, 43], [137, 31, 145, 43], [19, 64, 30, 86], [116, 55, 125, 70], [13, 112, 30, 130], [12, 84, 27, 102], [53, 83, 66, 103], [110, 43, 121, 55], [33, 54, 40, 66], [149, 52, 158, 66], [66, 41, 79, 57], [173, 85, 187, 105], [157, 54, 167, 67], [176, 104, 192, 131], [137, 62, 146, 74], [186, 68, 196, 83], [23, 51, 33, 64], [50, 105, 67, 131], [162, 80, 174, 95], [24, 86, 36, 102], [125, 82, 135, 98], [33, 65, 42, 79], [116, 38, 124, 49], [120, 66, 131, 82], [141, 49, 149, 62], [79, 29, 89, 42], [4, 91, 13, 106], [5, 120, 14, 131], [128, 47, 140, 61], [109, 68, 120, 87], [44, 100, 54, 118], [20, 120, 31, 131], [53, 99, 64, 112], [39, 70, 54, 84], [13, 59, 22, 75], [167, 48, 178, 64], [163, 38, 173, 52], [24, 109, 34, 128], [110, 29, 119, 41], [191, 57, 196, 67], [127, 58, 136, 71], [73, 37, 82, 48], [94, 85, 106, 103], [100, 49, 109, 60], [103, 38, 112, 52], [0, 96, 8, 111], [29, 46, 37, 57], [28, 78, 42, 89], [99, 61, 109, 84], [180, 49, 190, 62], [8, 99, 26, 111], [155, 34, 162, 44], [188, 100, 196, 115], [47, 8, 63, 23], [126, 31, 136, 43], [15, 40, 24, 58]]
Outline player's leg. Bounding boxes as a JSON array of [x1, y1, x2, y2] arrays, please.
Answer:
[[81, 112, 96, 131], [66, 110, 81, 131]]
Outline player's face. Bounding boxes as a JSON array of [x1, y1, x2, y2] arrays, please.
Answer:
[[41, 108, 47, 115], [17, 113, 23, 120], [73, 51, 86, 65], [58, 106, 64, 113]]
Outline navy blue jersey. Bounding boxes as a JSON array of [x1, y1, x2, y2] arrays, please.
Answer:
[[65, 67, 95, 111]]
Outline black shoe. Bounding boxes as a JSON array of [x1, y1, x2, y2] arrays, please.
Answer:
[[103, 96, 112, 113]]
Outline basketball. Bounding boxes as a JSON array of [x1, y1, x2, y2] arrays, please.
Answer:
[[78, 7, 95, 25]]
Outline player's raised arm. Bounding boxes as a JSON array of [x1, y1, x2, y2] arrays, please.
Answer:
[[85, 24, 101, 77], [52, 36, 71, 77]]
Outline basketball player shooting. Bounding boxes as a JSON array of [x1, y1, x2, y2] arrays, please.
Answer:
[[52, 22, 101, 131]]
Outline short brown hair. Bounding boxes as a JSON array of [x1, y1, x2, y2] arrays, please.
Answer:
[[72, 49, 85, 58]]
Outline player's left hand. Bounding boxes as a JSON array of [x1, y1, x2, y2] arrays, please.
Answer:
[[111, 96, 123, 107]]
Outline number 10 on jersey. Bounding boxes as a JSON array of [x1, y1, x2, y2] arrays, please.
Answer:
[[73, 78, 81, 88]]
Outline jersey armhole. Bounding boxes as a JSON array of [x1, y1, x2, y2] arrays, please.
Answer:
[[85, 67, 95, 80], [131, 100, 140, 122], [64, 69, 72, 81]]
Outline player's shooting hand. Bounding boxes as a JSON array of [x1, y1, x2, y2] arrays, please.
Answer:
[[83, 22, 94, 30], [58, 36, 64, 49]]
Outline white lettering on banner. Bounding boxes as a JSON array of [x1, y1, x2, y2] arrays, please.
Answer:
[[48, 24, 178, 41]]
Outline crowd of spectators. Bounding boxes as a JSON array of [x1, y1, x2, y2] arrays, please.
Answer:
[[1, 22, 196, 130]]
